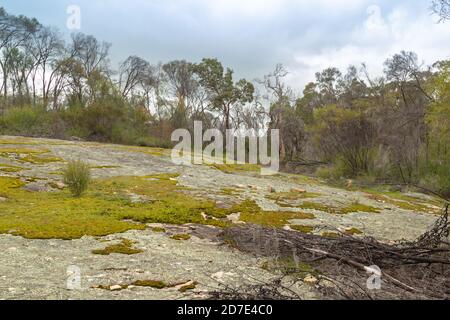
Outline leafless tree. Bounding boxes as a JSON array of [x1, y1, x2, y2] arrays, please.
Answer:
[[432, 0, 450, 21], [118, 55, 150, 98]]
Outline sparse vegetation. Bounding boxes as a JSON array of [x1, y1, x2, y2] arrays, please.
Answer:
[[232, 199, 315, 227], [0, 174, 231, 239], [178, 282, 198, 293], [0, 0, 448, 302], [345, 228, 363, 235], [131, 280, 168, 289], [340, 202, 380, 214], [0, 164, 25, 173], [209, 163, 260, 174], [92, 239, 143, 255], [291, 225, 315, 233], [171, 234, 191, 241]]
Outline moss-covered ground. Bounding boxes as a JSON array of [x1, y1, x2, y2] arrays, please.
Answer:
[[92, 238, 143, 255], [0, 174, 230, 239]]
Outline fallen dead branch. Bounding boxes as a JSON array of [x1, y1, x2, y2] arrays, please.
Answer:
[[219, 203, 449, 300]]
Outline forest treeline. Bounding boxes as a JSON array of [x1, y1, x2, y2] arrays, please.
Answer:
[[0, 7, 449, 195]]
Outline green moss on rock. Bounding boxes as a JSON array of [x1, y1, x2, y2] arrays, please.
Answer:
[[340, 203, 380, 214], [178, 281, 198, 292], [132, 280, 167, 289], [171, 234, 191, 241], [209, 163, 260, 174], [92, 239, 143, 255], [230, 199, 315, 227], [0, 164, 26, 173], [345, 228, 363, 235], [0, 174, 230, 239], [291, 225, 315, 233]]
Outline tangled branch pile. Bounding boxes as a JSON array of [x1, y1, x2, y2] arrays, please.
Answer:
[[218, 204, 449, 300]]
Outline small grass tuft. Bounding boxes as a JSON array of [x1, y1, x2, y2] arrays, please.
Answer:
[[63, 160, 91, 197]]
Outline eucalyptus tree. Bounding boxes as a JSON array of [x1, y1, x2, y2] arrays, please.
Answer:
[[0, 8, 40, 103], [193, 58, 254, 131], [65, 33, 111, 104]]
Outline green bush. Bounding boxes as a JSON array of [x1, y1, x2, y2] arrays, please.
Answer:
[[63, 160, 91, 197], [420, 161, 450, 199], [0, 106, 53, 136]]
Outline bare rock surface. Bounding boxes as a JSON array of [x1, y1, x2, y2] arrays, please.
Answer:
[[0, 135, 443, 299]]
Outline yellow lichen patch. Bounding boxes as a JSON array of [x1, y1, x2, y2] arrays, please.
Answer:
[[49, 171, 64, 175], [90, 165, 121, 169], [267, 191, 322, 207], [178, 281, 198, 293], [345, 228, 363, 235], [131, 280, 167, 289], [0, 188, 146, 239], [0, 176, 26, 189], [92, 239, 143, 255], [0, 163, 26, 173], [0, 147, 48, 155], [171, 234, 191, 241], [0, 137, 41, 145], [209, 163, 260, 174], [152, 227, 166, 233], [231, 200, 315, 228], [221, 188, 239, 196], [290, 225, 315, 233], [95, 174, 229, 227], [96, 284, 128, 291], [339, 203, 380, 214], [0, 147, 63, 164], [296, 201, 380, 215], [274, 173, 322, 186], [0, 137, 68, 146], [114, 145, 168, 157], [0, 173, 230, 239], [19, 154, 63, 164], [267, 191, 322, 202], [297, 201, 337, 213], [99, 279, 195, 291], [365, 191, 438, 213]]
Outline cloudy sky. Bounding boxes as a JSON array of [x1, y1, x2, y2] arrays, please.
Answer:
[[2, 0, 450, 92]]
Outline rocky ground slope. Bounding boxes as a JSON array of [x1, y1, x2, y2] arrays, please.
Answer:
[[0, 136, 444, 299]]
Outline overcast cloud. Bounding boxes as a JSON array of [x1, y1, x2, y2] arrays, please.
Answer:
[[2, 0, 450, 92]]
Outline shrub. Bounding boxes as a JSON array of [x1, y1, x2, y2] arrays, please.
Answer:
[[63, 160, 91, 197], [0, 106, 53, 136], [420, 161, 450, 199]]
